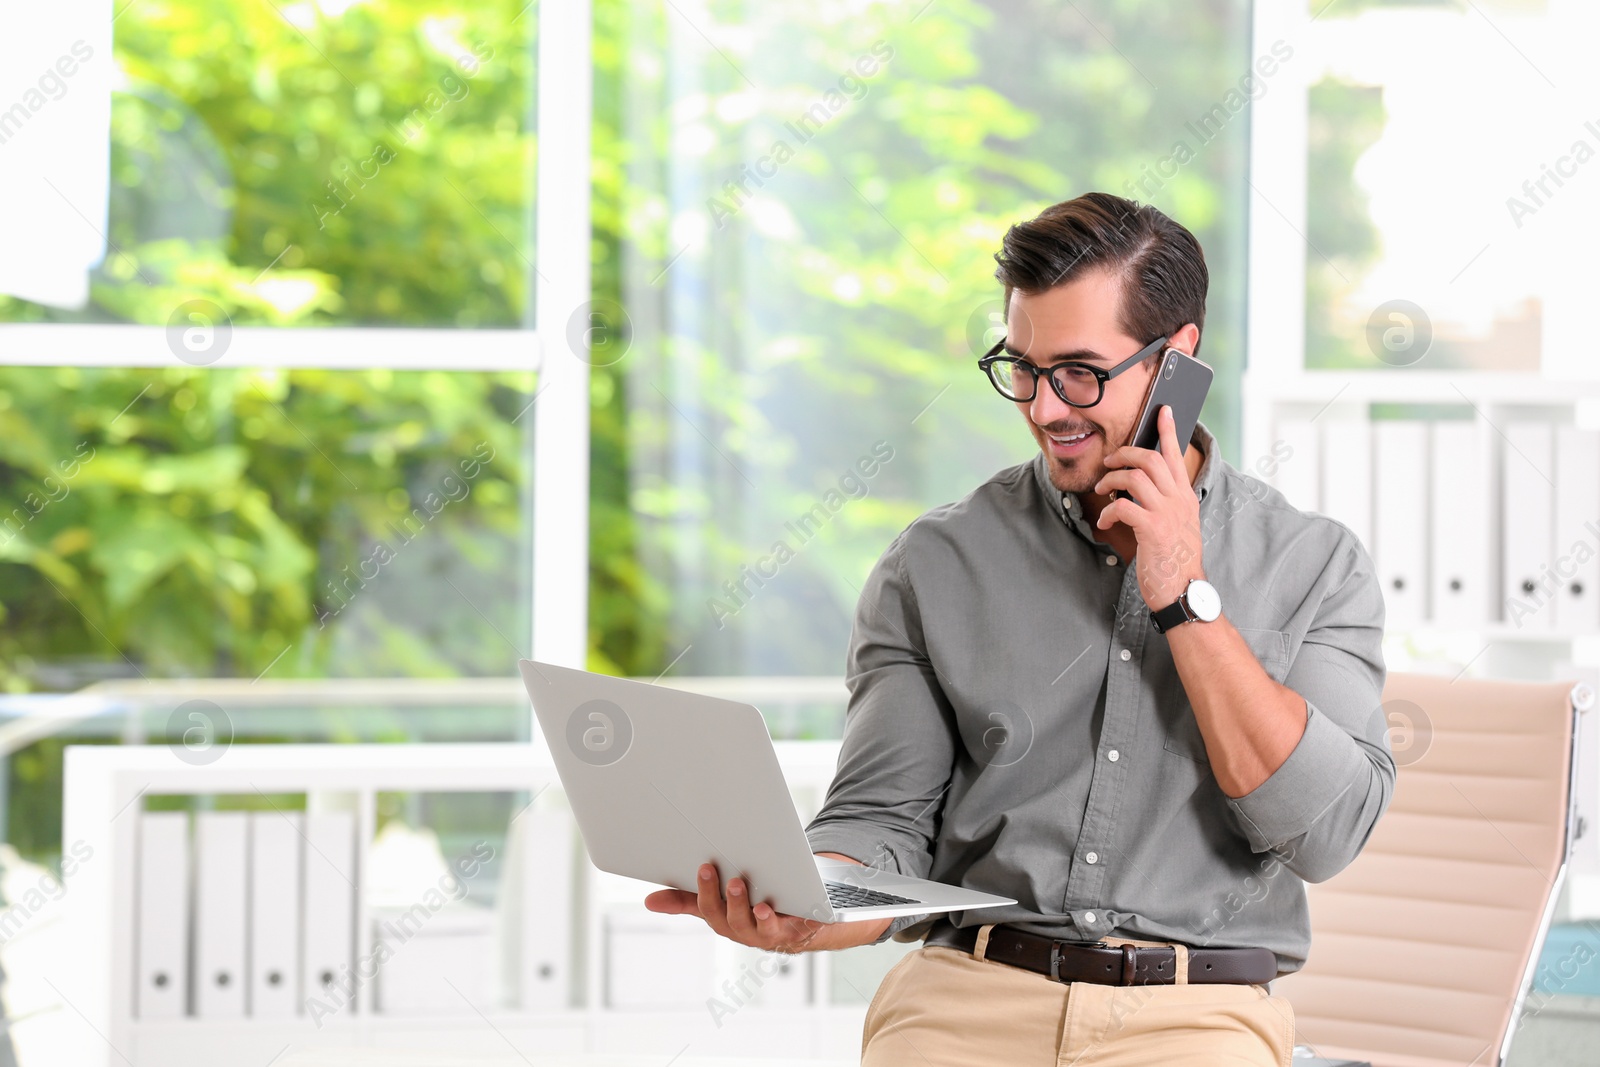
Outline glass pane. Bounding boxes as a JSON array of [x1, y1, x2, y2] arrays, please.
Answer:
[[0, 366, 534, 689], [0, 0, 536, 329], [1054, 364, 1104, 407], [1303, 1, 1592, 372], [987, 359, 1031, 401], [591, 0, 1253, 683]]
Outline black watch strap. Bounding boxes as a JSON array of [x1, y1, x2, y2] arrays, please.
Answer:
[[1150, 597, 1190, 633]]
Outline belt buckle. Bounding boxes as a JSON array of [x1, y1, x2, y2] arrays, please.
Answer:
[[1048, 940, 1063, 982]]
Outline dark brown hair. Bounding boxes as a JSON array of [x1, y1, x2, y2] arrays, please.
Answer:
[[993, 192, 1209, 355]]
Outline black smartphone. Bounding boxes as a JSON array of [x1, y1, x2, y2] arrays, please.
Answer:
[[1111, 347, 1214, 503]]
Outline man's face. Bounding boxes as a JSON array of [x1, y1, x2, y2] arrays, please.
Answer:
[[1005, 270, 1158, 496]]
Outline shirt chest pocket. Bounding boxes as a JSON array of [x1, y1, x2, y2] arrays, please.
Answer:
[[1162, 627, 1293, 764]]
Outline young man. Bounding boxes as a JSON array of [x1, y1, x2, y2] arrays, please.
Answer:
[[646, 192, 1394, 1066]]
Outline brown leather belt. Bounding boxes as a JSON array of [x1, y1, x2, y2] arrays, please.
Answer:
[[926, 921, 1277, 986]]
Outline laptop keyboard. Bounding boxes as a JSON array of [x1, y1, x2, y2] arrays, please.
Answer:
[[825, 881, 923, 909]]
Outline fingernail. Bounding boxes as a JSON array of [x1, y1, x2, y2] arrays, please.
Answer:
[[730, 881, 742, 896], [699, 866, 712, 880]]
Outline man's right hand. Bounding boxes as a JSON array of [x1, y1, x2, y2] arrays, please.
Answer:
[[643, 857, 893, 954]]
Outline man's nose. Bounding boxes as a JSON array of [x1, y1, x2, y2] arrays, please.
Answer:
[[1029, 378, 1072, 426]]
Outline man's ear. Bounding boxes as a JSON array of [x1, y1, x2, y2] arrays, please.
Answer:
[[1167, 322, 1201, 357]]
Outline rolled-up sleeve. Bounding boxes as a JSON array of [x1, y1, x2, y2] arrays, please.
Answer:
[[1223, 534, 1396, 884], [804, 528, 959, 940]]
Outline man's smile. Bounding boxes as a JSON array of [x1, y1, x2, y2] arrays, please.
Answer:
[[1044, 427, 1097, 458]]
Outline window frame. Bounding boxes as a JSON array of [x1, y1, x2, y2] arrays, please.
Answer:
[[0, 0, 594, 673]]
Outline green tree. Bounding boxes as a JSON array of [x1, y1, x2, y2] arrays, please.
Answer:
[[589, 0, 1254, 680], [1304, 76, 1388, 369], [1, 0, 1257, 693], [0, 1, 538, 689]]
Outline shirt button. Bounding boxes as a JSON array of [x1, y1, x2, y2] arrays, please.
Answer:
[[1084, 911, 1097, 924], [1107, 749, 1120, 762], [1118, 649, 1131, 662], [1085, 852, 1099, 864], [1105, 554, 1117, 566]]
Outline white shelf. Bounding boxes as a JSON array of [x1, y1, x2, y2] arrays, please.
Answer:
[[1245, 368, 1600, 406], [58, 740, 860, 1067]]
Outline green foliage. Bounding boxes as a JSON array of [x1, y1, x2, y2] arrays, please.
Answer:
[[1, 0, 1255, 691], [590, 0, 1254, 676], [3, 737, 89, 860], [0, 367, 531, 688], [1305, 76, 1388, 369], [586, 0, 668, 677], [1, 0, 534, 329], [0, 2, 537, 690]]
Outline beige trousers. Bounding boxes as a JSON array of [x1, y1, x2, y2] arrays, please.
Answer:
[[861, 928, 1296, 1067]]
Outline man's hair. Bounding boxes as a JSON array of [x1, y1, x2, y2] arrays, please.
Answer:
[[993, 192, 1209, 355]]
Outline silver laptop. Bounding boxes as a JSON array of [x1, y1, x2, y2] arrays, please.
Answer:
[[518, 659, 1015, 923]]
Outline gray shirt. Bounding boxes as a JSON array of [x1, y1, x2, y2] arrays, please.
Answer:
[[804, 420, 1394, 975]]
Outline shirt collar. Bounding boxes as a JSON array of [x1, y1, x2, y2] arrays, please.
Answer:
[[1031, 418, 1220, 521]]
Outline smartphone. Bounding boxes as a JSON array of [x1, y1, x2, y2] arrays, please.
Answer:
[[1111, 348, 1214, 503]]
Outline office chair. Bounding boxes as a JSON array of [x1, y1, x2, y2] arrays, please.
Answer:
[[1275, 673, 1590, 1067]]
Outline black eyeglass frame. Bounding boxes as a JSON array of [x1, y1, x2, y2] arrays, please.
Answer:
[[977, 334, 1170, 408]]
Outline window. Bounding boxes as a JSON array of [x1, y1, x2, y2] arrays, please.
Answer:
[[1, 0, 536, 332], [0, 1, 567, 695], [1257, 0, 1594, 375], [591, 0, 1255, 686]]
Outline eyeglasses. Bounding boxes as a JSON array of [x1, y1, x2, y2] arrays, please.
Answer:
[[978, 335, 1168, 408]]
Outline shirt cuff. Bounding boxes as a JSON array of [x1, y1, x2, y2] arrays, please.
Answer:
[[880, 912, 935, 944], [1222, 697, 1363, 852], [805, 825, 895, 872], [806, 827, 935, 944]]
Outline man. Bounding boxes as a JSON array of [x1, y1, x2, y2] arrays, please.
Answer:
[[646, 192, 1394, 1066]]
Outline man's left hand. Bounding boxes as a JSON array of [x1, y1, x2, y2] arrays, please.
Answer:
[[1093, 404, 1205, 610]]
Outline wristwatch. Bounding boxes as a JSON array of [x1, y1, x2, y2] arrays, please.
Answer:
[[1150, 578, 1221, 633]]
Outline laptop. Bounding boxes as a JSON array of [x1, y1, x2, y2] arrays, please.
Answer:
[[518, 659, 1016, 923]]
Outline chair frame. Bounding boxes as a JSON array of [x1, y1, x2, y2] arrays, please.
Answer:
[[1494, 681, 1590, 1067]]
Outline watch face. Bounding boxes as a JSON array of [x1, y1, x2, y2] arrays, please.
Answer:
[[1186, 579, 1221, 622]]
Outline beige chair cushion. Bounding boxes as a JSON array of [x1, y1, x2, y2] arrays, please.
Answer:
[[1274, 673, 1575, 1067]]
